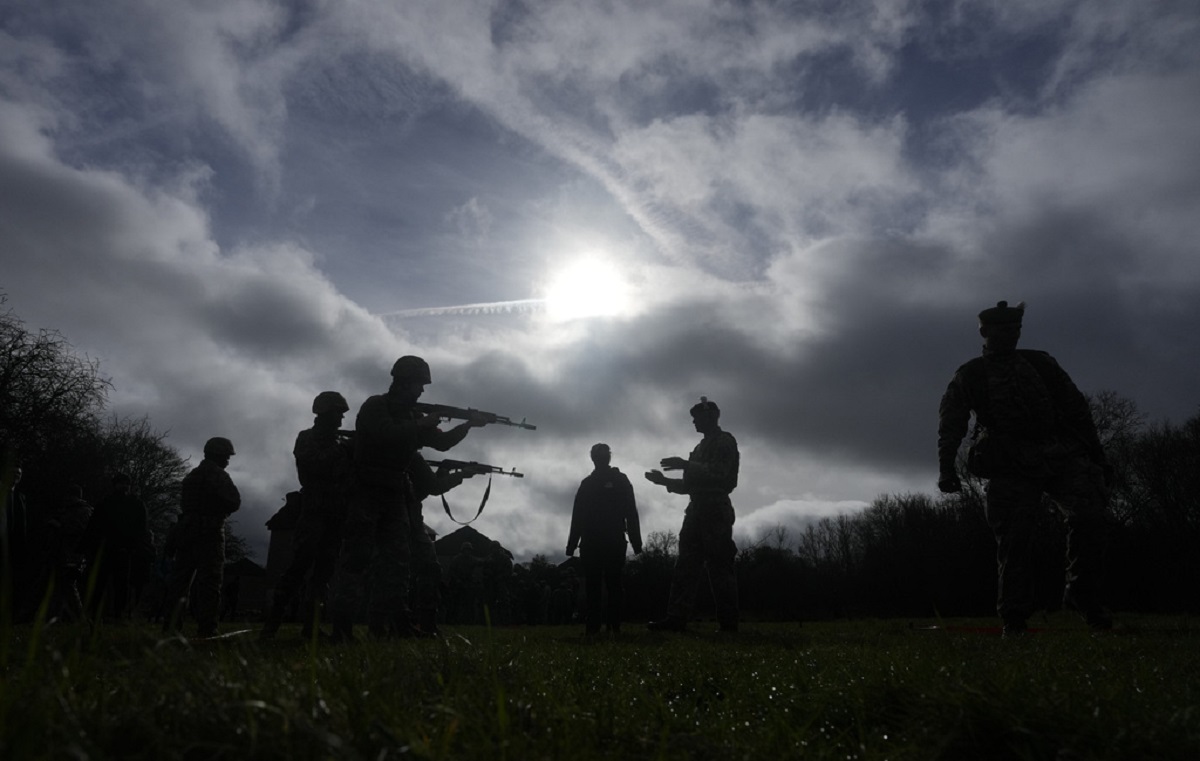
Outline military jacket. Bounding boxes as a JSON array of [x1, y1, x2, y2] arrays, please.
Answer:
[[294, 427, 353, 491], [938, 348, 1104, 474], [352, 392, 425, 488], [567, 466, 642, 554], [667, 428, 740, 500], [180, 459, 241, 518]]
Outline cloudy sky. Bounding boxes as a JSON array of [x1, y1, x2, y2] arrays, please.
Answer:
[[3, 0, 1198, 562]]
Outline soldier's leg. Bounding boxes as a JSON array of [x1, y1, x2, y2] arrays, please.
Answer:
[[192, 531, 225, 637], [1046, 456, 1112, 628], [664, 513, 704, 623], [162, 541, 199, 633], [366, 490, 412, 637], [580, 552, 604, 633], [301, 517, 344, 637], [702, 507, 739, 631], [263, 517, 323, 637], [985, 477, 1040, 630], [603, 552, 625, 632], [408, 509, 442, 635], [327, 488, 381, 640]]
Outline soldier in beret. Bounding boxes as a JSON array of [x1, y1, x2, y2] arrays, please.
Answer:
[[938, 301, 1113, 636]]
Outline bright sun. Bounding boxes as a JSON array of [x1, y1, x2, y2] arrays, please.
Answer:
[[543, 257, 632, 321]]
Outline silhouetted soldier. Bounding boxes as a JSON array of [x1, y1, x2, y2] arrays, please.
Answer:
[[41, 483, 93, 622], [80, 472, 149, 621], [163, 437, 241, 638], [645, 397, 740, 633], [938, 301, 1113, 636], [2, 463, 32, 621], [566, 443, 642, 634], [326, 356, 485, 642], [261, 391, 355, 640]]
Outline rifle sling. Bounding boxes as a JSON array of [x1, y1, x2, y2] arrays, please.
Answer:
[[440, 476, 492, 526]]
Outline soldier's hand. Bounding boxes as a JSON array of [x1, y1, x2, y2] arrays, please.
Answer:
[[565, 546, 575, 557], [938, 475, 962, 494], [466, 410, 492, 428], [645, 469, 668, 486], [417, 412, 443, 430], [660, 456, 687, 471]]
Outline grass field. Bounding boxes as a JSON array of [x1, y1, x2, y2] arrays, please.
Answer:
[[1, 613, 1197, 760]]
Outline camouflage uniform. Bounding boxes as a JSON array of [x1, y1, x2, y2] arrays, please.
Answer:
[[164, 457, 240, 636], [405, 454, 463, 634], [939, 302, 1111, 631], [567, 459, 642, 633], [327, 392, 420, 637], [262, 425, 353, 637], [662, 427, 741, 629]]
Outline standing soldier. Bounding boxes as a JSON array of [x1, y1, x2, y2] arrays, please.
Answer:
[[566, 443, 642, 635], [326, 356, 485, 642], [644, 397, 740, 633], [938, 301, 1113, 636], [41, 483, 94, 622], [163, 437, 240, 638], [260, 391, 354, 640]]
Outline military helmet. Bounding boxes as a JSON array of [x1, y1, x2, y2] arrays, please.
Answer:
[[203, 437, 236, 458], [690, 396, 720, 416], [978, 300, 1025, 327], [312, 391, 350, 415], [391, 355, 432, 383]]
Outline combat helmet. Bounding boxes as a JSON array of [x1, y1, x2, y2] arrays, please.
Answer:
[[312, 391, 350, 415], [391, 355, 432, 383], [203, 437, 236, 458]]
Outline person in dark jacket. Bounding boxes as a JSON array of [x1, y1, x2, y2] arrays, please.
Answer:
[[938, 300, 1113, 636], [566, 443, 642, 634]]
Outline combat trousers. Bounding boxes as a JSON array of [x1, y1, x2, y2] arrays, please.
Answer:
[[666, 497, 739, 628], [327, 481, 411, 632], [409, 503, 441, 630], [985, 452, 1109, 623], [266, 492, 345, 634], [581, 544, 626, 633], [163, 516, 225, 636]]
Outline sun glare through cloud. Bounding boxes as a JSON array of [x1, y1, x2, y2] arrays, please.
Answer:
[[543, 256, 633, 321]]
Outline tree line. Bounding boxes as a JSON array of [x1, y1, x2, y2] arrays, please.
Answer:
[[0, 295, 249, 564]]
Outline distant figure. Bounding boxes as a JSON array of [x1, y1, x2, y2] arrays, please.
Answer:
[[261, 392, 354, 640], [163, 437, 241, 638], [80, 472, 149, 621], [326, 356, 486, 642], [41, 483, 93, 622], [566, 443, 642, 634], [645, 397, 740, 633], [938, 301, 1113, 636], [2, 463, 32, 620]]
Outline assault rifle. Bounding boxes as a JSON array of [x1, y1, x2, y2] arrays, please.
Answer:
[[414, 402, 536, 431], [426, 458, 524, 479]]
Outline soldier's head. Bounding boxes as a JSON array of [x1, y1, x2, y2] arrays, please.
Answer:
[[690, 396, 721, 434], [590, 442, 611, 469], [312, 391, 349, 427], [390, 355, 431, 402], [978, 300, 1024, 352], [112, 472, 131, 494], [203, 436, 236, 468]]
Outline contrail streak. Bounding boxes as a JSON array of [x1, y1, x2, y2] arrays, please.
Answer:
[[380, 299, 546, 319]]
